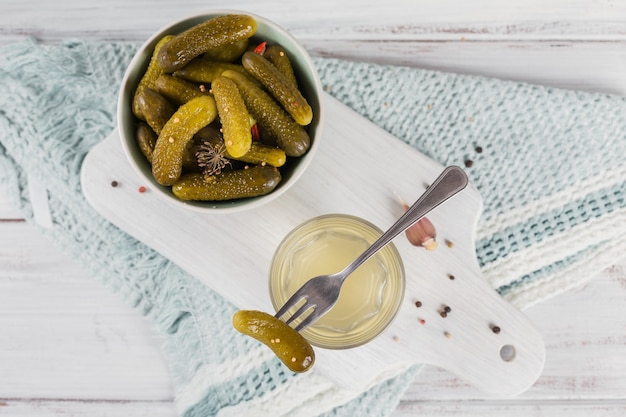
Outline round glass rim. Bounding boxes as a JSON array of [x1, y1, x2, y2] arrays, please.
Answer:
[[269, 213, 406, 349]]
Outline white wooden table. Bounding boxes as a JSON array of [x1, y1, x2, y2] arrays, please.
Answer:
[[1, 1, 625, 416]]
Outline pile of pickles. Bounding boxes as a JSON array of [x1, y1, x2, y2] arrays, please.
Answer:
[[131, 14, 315, 201]]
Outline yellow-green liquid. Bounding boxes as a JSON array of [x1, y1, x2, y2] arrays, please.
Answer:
[[270, 214, 405, 349]]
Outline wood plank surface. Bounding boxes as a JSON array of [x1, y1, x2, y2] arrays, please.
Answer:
[[1, 0, 625, 415]]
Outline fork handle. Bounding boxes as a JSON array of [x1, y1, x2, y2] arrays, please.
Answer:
[[340, 166, 468, 278]]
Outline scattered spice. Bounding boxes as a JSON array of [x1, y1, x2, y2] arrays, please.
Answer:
[[475, 146, 483, 153], [444, 331, 452, 339], [439, 311, 448, 318], [444, 305, 451, 313], [138, 186, 146, 193], [414, 300, 422, 308], [392, 335, 400, 343], [445, 239, 454, 248], [464, 159, 473, 168], [395, 192, 438, 250], [418, 318, 426, 325], [110, 181, 118, 187], [448, 274, 456, 280], [491, 325, 501, 334]]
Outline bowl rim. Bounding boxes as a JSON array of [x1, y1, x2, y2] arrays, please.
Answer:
[[117, 9, 324, 214]]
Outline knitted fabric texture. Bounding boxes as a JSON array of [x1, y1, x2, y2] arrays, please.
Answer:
[[1, 39, 625, 416]]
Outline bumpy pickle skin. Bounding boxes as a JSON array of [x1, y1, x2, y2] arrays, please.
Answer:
[[232, 310, 315, 373], [211, 76, 252, 158], [157, 14, 257, 73], [264, 44, 298, 87], [132, 35, 175, 119], [136, 122, 157, 164], [172, 166, 281, 201], [230, 142, 286, 167], [154, 74, 205, 105], [152, 95, 218, 186], [134, 88, 176, 135], [222, 70, 310, 157], [241, 51, 313, 126], [174, 60, 249, 84], [203, 38, 249, 62]]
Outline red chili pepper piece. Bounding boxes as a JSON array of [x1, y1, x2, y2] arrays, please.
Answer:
[[250, 123, 260, 141], [254, 41, 267, 54]]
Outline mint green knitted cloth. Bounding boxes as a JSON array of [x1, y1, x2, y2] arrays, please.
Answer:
[[1, 39, 625, 416]]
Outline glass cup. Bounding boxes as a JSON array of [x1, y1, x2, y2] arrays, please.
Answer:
[[269, 214, 405, 349]]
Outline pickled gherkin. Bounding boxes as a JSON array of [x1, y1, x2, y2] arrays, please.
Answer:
[[211, 75, 252, 158], [154, 74, 206, 105], [231, 142, 286, 168], [241, 51, 313, 126], [172, 166, 281, 201], [136, 122, 157, 163], [222, 69, 310, 157], [232, 310, 315, 373], [132, 35, 174, 119], [134, 88, 175, 135], [174, 60, 248, 84], [152, 95, 218, 186], [157, 14, 257, 73], [264, 44, 298, 87], [203, 38, 249, 62]]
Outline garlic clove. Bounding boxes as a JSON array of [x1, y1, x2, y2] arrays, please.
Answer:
[[394, 191, 438, 250]]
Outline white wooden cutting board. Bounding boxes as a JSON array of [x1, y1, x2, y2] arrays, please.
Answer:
[[81, 92, 545, 396]]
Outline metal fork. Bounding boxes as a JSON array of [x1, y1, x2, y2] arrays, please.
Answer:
[[274, 165, 469, 332]]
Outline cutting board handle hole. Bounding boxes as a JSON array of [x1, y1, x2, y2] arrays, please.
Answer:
[[499, 344, 516, 362]]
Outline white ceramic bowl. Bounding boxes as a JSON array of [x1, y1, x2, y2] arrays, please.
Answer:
[[118, 10, 323, 213]]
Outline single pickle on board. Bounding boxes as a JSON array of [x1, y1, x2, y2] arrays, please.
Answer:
[[152, 95, 218, 186], [232, 310, 315, 373]]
